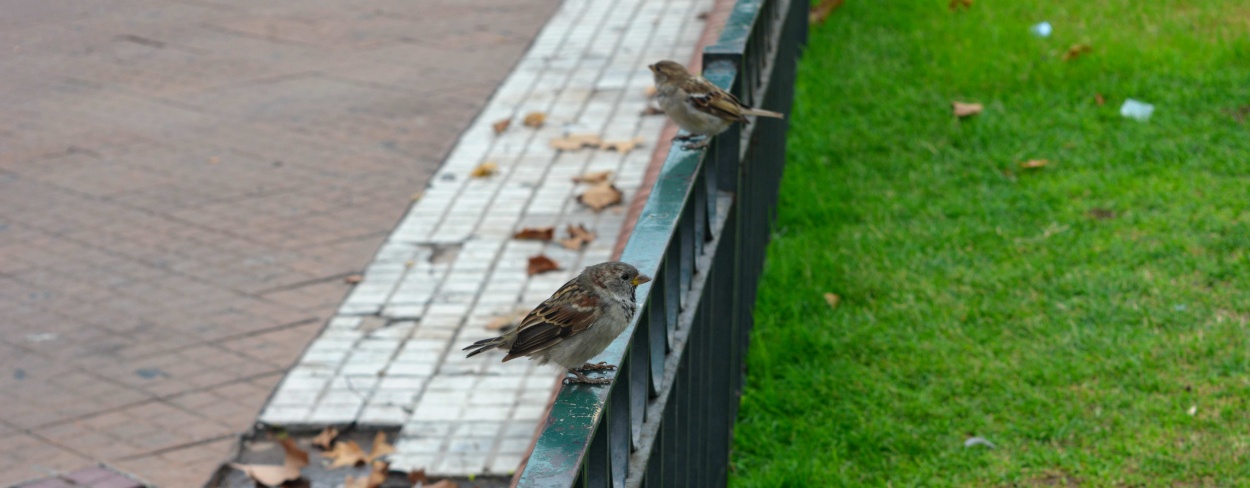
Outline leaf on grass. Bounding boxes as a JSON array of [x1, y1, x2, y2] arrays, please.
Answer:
[[345, 274, 363, 284], [1095, 93, 1106, 106], [952, 101, 983, 118], [486, 308, 531, 331], [491, 118, 511, 135], [560, 224, 597, 250], [527, 255, 562, 276], [513, 227, 555, 241], [577, 183, 623, 211], [523, 112, 547, 128], [1187, 405, 1197, 416], [470, 161, 499, 178], [823, 293, 841, 309], [428, 480, 460, 488], [1088, 208, 1116, 220], [312, 426, 339, 450], [810, 0, 844, 24], [947, 0, 972, 10], [600, 136, 646, 154], [367, 432, 395, 462], [323, 440, 368, 469], [345, 461, 388, 488], [1019, 159, 1049, 169], [408, 469, 428, 485], [550, 133, 602, 151], [230, 437, 308, 487], [1062, 43, 1093, 61], [573, 170, 613, 184]]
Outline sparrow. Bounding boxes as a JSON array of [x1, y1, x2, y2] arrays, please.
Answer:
[[463, 261, 652, 385], [648, 60, 785, 149]]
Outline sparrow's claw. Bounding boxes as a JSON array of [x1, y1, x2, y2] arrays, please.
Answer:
[[672, 134, 696, 142], [578, 362, 617, 372], [680, 138, 711, 150], [564, 369, 613, 385]]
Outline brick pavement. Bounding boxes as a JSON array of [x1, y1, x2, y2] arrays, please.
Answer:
[[0, 0, 558, 486]]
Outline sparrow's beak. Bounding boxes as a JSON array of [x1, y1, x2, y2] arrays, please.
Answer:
[[632, 274, 652, 286], [647, 64, 655, 72]]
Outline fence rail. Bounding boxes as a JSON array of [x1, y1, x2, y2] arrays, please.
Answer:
[[516, 0, 805, 484]]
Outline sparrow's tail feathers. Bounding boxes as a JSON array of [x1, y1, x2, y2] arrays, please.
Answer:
[[463, 336, 508, 358], [742, 108, 785, 119]]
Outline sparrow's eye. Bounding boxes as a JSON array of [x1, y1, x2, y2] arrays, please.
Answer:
[[621, 273, 630, 281]]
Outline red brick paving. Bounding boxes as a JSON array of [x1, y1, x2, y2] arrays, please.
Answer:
[[0, 0, 558, 485]]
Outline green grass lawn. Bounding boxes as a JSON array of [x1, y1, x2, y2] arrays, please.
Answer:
[[730, 1, 1250, 486]]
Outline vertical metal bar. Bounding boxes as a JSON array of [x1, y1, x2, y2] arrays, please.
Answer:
[[629, 325, 649, 448], [661, 387, 678, 487], [610, 371, 630, 487], [664, 245, 680, 333], [587, 423, 609, 488], [647, 299, 666, 396], [679, 203, 694, 294]]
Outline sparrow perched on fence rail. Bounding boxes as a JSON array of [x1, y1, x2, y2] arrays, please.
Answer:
[[464, 262, 651, 385], [649, 59, 785, 149]]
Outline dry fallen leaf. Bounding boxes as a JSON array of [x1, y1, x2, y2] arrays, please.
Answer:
[[345, 274, 363, 284], [345, 461, 388, 488], [560, 223, 597, 250], [527, 255, 561, 276], [1095, 93, 1106, 106], [952, 101, 983, 118], [824, 293, 841, 309], [573, 170, 613, 184], [410, 191, 424, 201], [486, 308, 531, 331], [513, 227, 555, 241], [550, 133, 602, 151], [810, 0, 844, 24], [947, 0, 972, 10], [367, 431, 395, 462], [600, 136, 646, 154], [1062, 43, 1093, 61], [523, 112, 547, 128], [208, 156, 221, 165], [1088, 208, 1116, 220], [428, 480, 460, 488], [1019, 159, 1050, 169], [323, 439, 368, 469], [408, 469, 428, 485], [230, 437, 308, 487], [470, 161, 499, 178], [491, 118, 511, 135], [577, 182, 623, 211], [312, 426, 339, 450]]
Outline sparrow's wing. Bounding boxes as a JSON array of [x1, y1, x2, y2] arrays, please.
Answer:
[[503, 281, 602, 361], [682, 77, 748, 123]]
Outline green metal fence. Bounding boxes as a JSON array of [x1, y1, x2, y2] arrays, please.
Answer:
[[516, 0, 806, 485]]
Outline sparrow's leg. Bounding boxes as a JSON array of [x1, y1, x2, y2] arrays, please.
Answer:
[[577, 362, 617, 372], [564, 370, 611, 385], [681, 137, 712, 150]]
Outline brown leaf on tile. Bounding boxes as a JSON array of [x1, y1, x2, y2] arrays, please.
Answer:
[[527, 255, 562, 276], [523, 112, 547, 128], [810, 0, 844, 24], [513, 227, 555, 241], [1062, 43, 1093, 61], [550, 133, 602, 151], [470, 161, 499, 178], [345, 274, 363, 284], [492, 118, 511, 135], [560, 223, 597, 250], [323, 440, 368, 469], [230, 437, 308, 486], [601, 136, 646, 154], [345, 461, 388, 488], [311, 426, 338, 450], [428, 480, 460, 488], [572, 170, 613, 184], [824, 292, 841, 309], [1019, 159, 1050, 169], [408, 469, 428, 485], [577, 183, 623, 211], [952, 101, 983, 118], [486, 308, 531, 331], [367, 432, 395, 462]]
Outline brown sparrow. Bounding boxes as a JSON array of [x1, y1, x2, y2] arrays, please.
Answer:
[[463, 262, 651, 385], [648, 60, 785, 149]]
